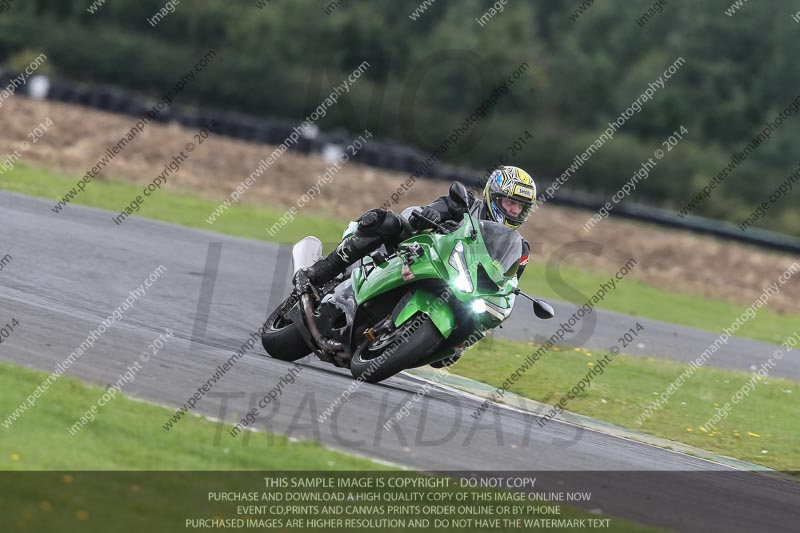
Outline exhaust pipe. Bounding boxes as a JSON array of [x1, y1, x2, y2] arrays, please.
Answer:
[[301, 293, 344, 352]]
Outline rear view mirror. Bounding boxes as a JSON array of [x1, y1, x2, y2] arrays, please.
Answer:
[[533, 299, 555, 320], [449, 181, 470, 209]]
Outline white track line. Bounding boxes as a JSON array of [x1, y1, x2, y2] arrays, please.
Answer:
[[401, 372, 750, 472]]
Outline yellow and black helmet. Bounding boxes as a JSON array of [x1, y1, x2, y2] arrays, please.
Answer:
[[482, 166, 537, 229]]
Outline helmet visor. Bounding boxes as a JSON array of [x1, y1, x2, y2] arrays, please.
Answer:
[[496, 197, 533, 225]]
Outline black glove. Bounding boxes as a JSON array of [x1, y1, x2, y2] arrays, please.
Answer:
[[292, 268, 313, 294], [410, 207, 441, 231], [441, 219, 461, 233]]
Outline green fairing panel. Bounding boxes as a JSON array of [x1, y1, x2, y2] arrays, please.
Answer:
[[352, 257, 442, 303], [353, 238, 445, 303], [393, 289, 456, 339], [350, 213, 520, 340]]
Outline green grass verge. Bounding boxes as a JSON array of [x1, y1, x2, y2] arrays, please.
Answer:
[[0, 361, 662, 533], [5, 163, 798, 471], [517, 261, 798, 346], [3, 163, 796, 345], [455, 337, 799, 471], [0, 360, 381, 471]]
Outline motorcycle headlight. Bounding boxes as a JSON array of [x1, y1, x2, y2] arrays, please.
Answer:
[[449, 241, 473, 293], [471, 299, 487, 313], [471, 298, 511, 321]]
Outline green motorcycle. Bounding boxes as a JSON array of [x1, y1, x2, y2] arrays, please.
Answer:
[[261, 182, 554, 383]]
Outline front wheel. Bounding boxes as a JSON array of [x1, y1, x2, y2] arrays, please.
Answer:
[[261, 299, 312, 362], [350, 314, 442, 383]]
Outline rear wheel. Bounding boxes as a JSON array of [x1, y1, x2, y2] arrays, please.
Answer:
[[350, 314, 442, 383], [261, 299, 312, 362]]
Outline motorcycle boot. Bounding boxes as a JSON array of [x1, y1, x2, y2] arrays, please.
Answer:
[[293, 210, 392, 294]]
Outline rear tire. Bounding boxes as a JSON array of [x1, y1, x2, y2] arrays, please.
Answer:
[[261, 300, 312, 362], [350, 314, 441, 383]]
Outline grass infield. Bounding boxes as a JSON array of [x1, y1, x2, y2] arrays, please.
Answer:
[[2, 163, 797, 345]]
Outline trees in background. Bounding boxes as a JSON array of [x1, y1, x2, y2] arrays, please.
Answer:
[[2, 0, 798, 234]]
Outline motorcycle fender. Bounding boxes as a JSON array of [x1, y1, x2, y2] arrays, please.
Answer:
[[394, 289, 456, 339]]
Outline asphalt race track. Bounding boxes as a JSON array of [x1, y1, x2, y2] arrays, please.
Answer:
[[1, 191, 799, 532]]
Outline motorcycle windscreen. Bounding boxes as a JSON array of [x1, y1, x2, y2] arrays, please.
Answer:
[[479, 221, 523, 278]]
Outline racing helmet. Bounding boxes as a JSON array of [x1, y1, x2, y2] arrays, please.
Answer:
[[482, 166, 537, 229]]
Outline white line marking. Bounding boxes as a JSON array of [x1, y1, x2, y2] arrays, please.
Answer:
[[400, 372, 749, 472]]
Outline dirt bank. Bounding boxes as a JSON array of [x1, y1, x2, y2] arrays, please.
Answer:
[[2, 96, 797, 314]]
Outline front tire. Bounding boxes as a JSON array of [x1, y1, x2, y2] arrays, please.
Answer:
[[350, 314, 442, 383], [261, 300, 312, 362]]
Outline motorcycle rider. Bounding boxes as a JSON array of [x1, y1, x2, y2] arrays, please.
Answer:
[[293, 165, 536, 294]]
